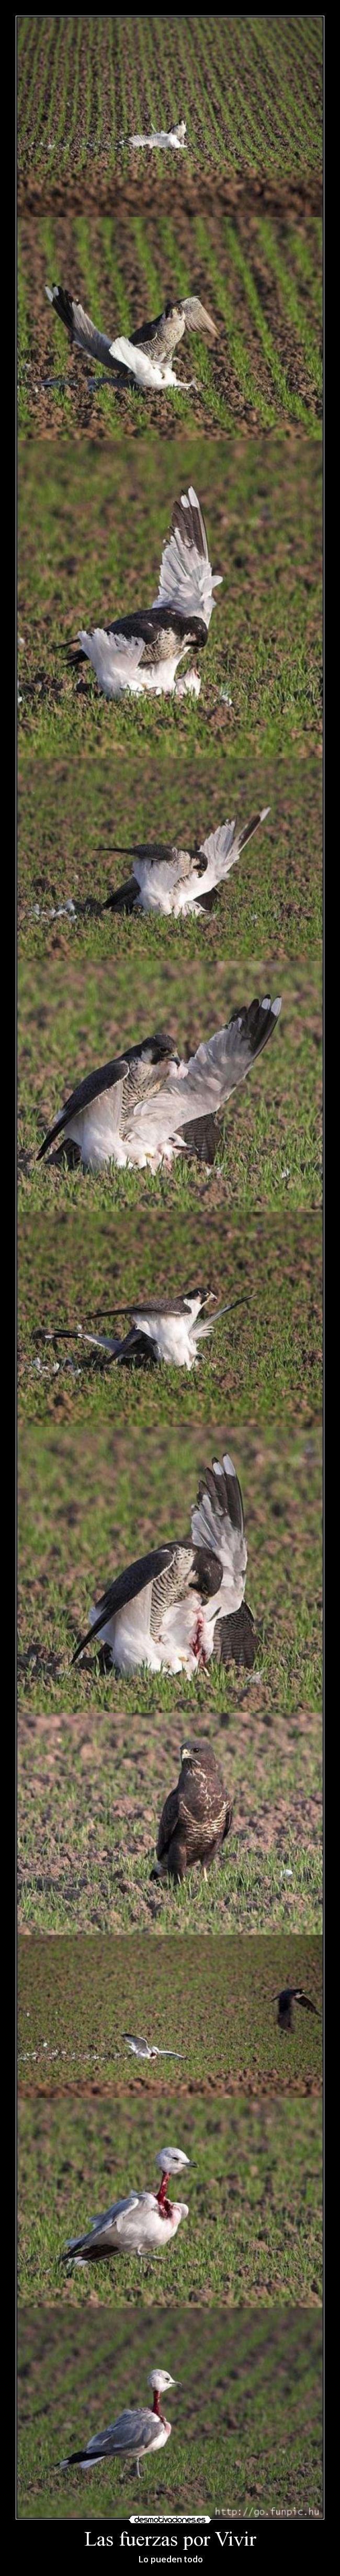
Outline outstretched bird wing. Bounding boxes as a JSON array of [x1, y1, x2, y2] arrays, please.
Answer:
[[293, 1991, 320, 2013], [154, 485, 222, 630], [191, 1453, 247, 1616], [127, 996, 281, 1160], [182, 296, 217, 337], [46, 284, 116, 366], [197, 808, 270, 888]]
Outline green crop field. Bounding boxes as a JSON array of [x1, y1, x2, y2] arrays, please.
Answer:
[[18, 2305, 322, 2517], [18, 1408, 322, 1933], [18, 747, 322, 961], [18, 1931, 322, 2094], [18, 2088, 322, 2311], [17, 18, 323, 187], [17, 434, 322, 758], [18, 1208, 322, 1430], [18, 204, 322, 438], [18, 950, 322, 1217]]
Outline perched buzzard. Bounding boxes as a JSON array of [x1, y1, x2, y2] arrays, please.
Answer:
[[99, 806, 270, 919], [153, 1741, 233, 1882], [274, 1987, 320, 2032], [46, 284, 216, 391], [71, 1446, 257, 1678], [60, 2368, 177, 2478], [67, 486, 222, 699], [37, 994, 281, 1174]]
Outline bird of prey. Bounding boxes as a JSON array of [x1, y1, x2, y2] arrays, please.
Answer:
[[122, 2034, 184, 2060], [71, 1445, 256, 1678], [37, 993, 281, 1174], [67, 486, 222, 699], [153, 1741, 233, 1883], [46, 284, 217, 391], [61, 2146, 190, 2267], [128, 120, 187, 148], [60, 2368, 177, 2479], [97, 805, 270, 919], [35, 1290, 245, 1372], [274, 1988, 320, 2032]]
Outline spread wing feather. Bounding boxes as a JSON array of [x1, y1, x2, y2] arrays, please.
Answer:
[[128, 997, 281, 1158], [182, 297, 217, 337], [46, 285, 114, 365], [154, 485, 221, 628], [191, 1454, 247, 1616]]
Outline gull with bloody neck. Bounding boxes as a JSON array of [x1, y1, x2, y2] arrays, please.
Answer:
[[60, 2368, 177, 2479], [61, 2145, 190, 2268]]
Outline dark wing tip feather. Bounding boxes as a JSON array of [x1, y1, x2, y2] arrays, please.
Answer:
[[231, 997, 281, 1062], [103, 878, 139, 915], [49, 284, 75, 334], [197, 1458, 244, 1537], [172, 489, 206, 558]]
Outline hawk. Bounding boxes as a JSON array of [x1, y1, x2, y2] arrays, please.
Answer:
[[71, 1446, 257, 1678], [67, 486, 222, 699], [34, 1289, 244, 1373], [274, 1987, 320, 2032], [99, 806, 270, 920], [46, 284, 216, 391], [153, 1741, 233, 1882], [37, 994, 281, 1174]]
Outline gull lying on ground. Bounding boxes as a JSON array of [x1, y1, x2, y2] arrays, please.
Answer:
[[61, 2369, 177, 2480], [127, 120, 187, 149], [35, 1290, 245, 1372], [46, 284, 217, 391], [122, 2034, 184, 2060], [37, 994, 281, 1175], [100, 805, 270, 918], [153, 1741, 233, 1883], [61, 2146, 190, 2268], [71, 1446, 257, 1678], [67, 485, 222, 699]]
